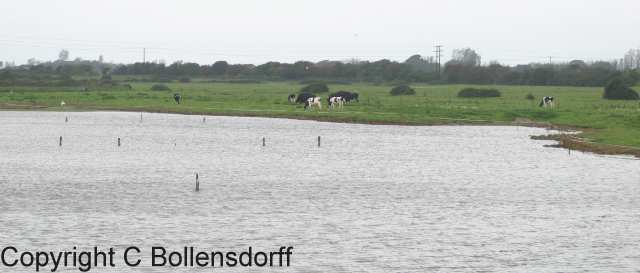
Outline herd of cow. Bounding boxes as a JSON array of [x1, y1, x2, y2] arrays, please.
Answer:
[[170, 91, 555, 110], [288, 91, 360, 110]]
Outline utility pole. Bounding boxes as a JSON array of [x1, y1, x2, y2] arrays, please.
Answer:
[[143, 48, 146, 63], [434, 45, 443, 75], [635, 47, 640, 69], [548, 56, 553, 65]]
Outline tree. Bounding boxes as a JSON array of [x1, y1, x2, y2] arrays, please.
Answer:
[[210, 61, 228, 76], [451, 48, 481, 67], [568, 60, 587, 70], [27, 58, 40, 66], [58, 49, 70, 61], [623, 49, 640, 70], [405, 54, 437, 73], [101, 67, 112, 81], [225, 64, 253, 78], [255, 62, 281, 78]]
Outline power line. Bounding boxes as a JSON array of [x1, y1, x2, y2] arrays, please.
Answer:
[[434, 45, 443, 74]]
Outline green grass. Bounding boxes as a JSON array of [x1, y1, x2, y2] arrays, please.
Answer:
[[1, 82, 639, 149]]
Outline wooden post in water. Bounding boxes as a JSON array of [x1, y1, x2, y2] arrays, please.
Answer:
[[195, 173, 200, 192], [202, 116, 206, 123], [118, 137, 121, 147], [262, 137, 266, 147], [65, 116, 68, 123], [318, 136, 321, 147], [59, 136, 62, 146], [140, 112, 143, 122]]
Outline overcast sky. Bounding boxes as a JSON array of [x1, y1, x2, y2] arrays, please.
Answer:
[[1, 0, 639, 65]]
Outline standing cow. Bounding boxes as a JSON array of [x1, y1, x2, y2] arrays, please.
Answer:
[[330, 91, 359, 103], [539, 96, 554, 107], [328, 96, 344, 110], [295, 92, 316, 104], [304, 96, 322, 110]]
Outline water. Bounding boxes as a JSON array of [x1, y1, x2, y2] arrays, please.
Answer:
[[0, 111, 638, 272]]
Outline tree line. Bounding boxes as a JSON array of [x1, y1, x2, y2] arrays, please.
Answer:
[[111, 54, 640, 87], [1, 49, 639, 87]]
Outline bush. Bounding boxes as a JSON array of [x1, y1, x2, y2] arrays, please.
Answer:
[[179, 77, 191, 83], [300, 83, 329, 93], [150, 84, 171, 91], [390, 85, 415, 96], [603, 77, 639, 100], [525, 93, 535, 100], [457, 88, 501, 98]]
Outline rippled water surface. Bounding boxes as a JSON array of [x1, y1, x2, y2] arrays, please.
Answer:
[[1, 111, 639, 272]]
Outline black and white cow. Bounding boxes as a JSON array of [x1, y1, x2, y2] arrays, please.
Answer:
[[304, 96, 322, 110], [288, 94, 296, 103], [173, 93, 182, 104], [539, 96, 554, 107], [295, 92, 316, 104], [330, 91, 359, 103], [328, 96, 344, 110], [349, 92, 359, 102]]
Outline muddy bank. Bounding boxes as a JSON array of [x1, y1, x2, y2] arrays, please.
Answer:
[[532, 134, 640, 158]]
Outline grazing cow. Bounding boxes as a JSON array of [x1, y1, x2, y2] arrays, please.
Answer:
[[330, 91, 359, 103], [173, 93, 182, 104], [304, 96, 322, 110], [328, 96, 344, 110], [350, 92, 359, 102], [295, 92, 315, 104], [539, 96, 554, 107], [288, 94, 296, 103]]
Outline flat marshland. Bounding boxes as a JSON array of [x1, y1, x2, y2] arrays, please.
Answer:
[[1, 81, 639, 155]]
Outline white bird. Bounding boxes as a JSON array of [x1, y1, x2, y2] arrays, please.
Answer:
[[60, 101, 66, 107]]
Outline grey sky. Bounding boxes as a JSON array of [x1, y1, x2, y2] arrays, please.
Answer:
[[2, 0, 639, 65]]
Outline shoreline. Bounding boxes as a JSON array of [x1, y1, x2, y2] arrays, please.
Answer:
[[2, 104, 639, 159]]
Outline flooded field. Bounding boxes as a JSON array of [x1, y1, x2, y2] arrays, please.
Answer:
[[0, 111, 639, 272]]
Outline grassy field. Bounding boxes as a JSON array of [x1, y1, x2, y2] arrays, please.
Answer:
[[1, 81, 639, 154]]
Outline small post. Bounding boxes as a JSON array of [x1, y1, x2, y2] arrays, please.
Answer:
[[140, 112, 143, 122], [59, 136, 62, 146], [262, 137, 266, 147], [195, 173, 200, 192], [65, 116, 68, 123], [202, 116, 206, 123], [118, 137, 121, 147], [317, 136, 321, 147]]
